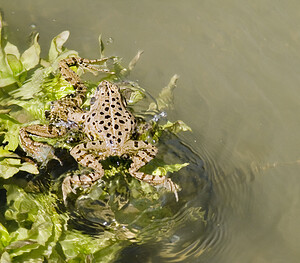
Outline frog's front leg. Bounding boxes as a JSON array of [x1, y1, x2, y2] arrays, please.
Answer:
[[124, 140, 180, 201], [19, 124, 66, 165]]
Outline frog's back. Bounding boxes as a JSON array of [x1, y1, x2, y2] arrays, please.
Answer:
[[84, 81, 136, 150]]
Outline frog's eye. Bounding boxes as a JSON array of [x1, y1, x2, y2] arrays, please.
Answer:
[[90, 97, 96, 105]]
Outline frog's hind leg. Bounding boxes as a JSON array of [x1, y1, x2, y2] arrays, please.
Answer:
[[124, 141, 180, 201], [63, 141, 109, 202], [19, 124, 65, 165], [70, 140, 109, 173]]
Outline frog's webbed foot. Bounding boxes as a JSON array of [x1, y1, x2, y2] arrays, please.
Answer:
[[124, 140, 180, 201], [59, 57, 114, 79], [19, 125, 65, 166]]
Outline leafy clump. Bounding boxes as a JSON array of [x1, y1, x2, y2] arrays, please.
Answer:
[[1, 184, 123, 262], [0, 14, 192, 262]]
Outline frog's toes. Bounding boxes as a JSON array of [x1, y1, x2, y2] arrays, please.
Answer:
[[163, 178, 180, 202]]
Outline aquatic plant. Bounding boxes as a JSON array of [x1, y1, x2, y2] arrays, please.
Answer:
[[0, 14, 194, 262]]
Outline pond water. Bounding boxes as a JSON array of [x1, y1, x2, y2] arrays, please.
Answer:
[[1, 0, 300, 262]]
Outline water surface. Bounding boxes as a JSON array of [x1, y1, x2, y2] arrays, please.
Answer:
[[1, 0, 300, 262]]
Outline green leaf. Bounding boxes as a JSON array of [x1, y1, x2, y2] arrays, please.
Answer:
[[0, 113, 21, 151], [99, 34, 104, 58], [127, 89, 145, 105], [148, 74, 179, 111], [6, 54, 23, 76], [152, 162, 189, 176], [0, 223, 11, 250], [20, 33, 41, 70], [0, 156, 38, 179], [3, 124, 20, 151], [18, 162, 39, 174], [0, 148, 39, 179], [0, 74, 16, 87], [0, 252, 11, 263], [4, 42, 20, 59], [0, 158, 21, 179], [128, 50, 143, 72], [161, 120, 192, 134], [48, 31, 70, 63]]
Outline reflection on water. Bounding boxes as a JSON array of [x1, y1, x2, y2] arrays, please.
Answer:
[[1, 0, 300, 262]]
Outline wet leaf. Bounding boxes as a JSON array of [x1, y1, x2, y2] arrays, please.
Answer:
[[6, 54, 23, 76], [128, 50, 143, 72], [127, 89, 145, 104], [18, 162, 39, 174], [0, 158, 20, 179], [99, 34, 105, 58], [148, 74, 179, 111], [152, 162, 189, 176], [0, 223, 11, 249], [4, 42, 20, 59], [48, 31, 70, 63], [0, 252, 11, 263], [20, 33, 40, 70], [0, 75, 16, 87], [0, 152, 39, 179], [161, 120, 192, 134]]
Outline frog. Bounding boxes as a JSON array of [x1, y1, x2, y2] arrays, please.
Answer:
[[19, 56, 180, 201], [19, 56, 111, 164]]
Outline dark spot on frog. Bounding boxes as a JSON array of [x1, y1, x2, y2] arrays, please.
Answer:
[[119, 120, 125, 124], [92, 112, 96, 116], [105, 115, 110, 119], [104, 126, 108, 130], [107, 133, 111, 138], [114, 124, 119, 129], [105, 107, 109, 111], [117, 138, 122, 143]]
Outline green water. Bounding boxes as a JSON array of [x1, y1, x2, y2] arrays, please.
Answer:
[[1, 0, 300, 262]]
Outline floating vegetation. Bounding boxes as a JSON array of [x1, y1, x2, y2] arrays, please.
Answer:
[[0, 14, 198, 262]]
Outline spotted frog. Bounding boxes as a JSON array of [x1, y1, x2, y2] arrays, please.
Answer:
[[19, 57, 179, 201]]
